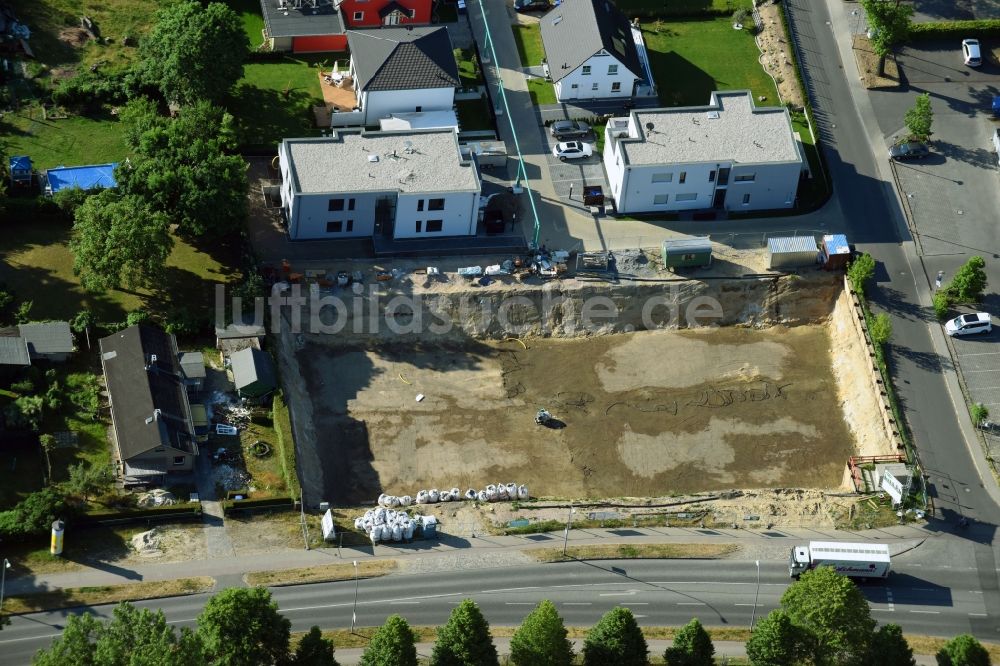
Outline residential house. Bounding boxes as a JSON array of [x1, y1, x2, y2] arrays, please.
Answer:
[[99, 325, 199, 483], [44, 163, 118, 196], [339, 0, 430, 28], [178, 352, 206, 392], [602, 91, 805, 214], [260, 0, 347, 53], [539, 0, 646, 102], [230, 348, 277, 403], [346, 27, 459, 127], [16, 322, 74, 362], [278, 129, 480, 241]]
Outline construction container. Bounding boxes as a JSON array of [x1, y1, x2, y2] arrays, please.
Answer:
[[661, 237, 712, 269], [820, 234, 851, 271], [767, 236, 818, 270]]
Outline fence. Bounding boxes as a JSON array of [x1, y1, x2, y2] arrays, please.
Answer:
[[594, 229, 830, 253]]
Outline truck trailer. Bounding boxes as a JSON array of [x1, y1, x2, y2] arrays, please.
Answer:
[[789, 541, 891, 580]]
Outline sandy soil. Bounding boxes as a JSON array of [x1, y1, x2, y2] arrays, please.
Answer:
[[756, 2, 806, 109], [301, 325, 867, 504]]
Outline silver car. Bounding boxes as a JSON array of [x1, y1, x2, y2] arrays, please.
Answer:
[[550, 120, 591, 140]]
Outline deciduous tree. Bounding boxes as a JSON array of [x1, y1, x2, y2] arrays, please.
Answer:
[[869, 623, 914, 666], [197, 587, 291, 666], [509, 599, 574, 666], [847, 253, 875, 295], [582, 606, 648, 666], [431, 599, 498, 666], [360, 615, 418, 666], [936, 634, 991, 666], [66, 462, 111, 502], [294, 626, 339, 666], [746, 610, 809, 666], [664, 618, 714, 666], [948, 256, 988, 303], [860, 0, 914, 75], [870, 312, 893, 347], [904, 92, 933, 141]]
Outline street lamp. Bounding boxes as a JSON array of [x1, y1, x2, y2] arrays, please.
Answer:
[[351, 560, 359, 634], [0, 558, 11, 617], [562, 504, 575, 556], [750, 560, 761, 634]]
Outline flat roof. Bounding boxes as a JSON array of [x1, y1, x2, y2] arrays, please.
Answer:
[[283, 130, 479, 195], [260, 0, 344, 38], [621, 91, 800, 166]]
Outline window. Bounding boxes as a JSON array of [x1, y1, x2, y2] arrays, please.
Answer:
[[709, 170, 716, 183], [346, 220, 354, 232], [742, 193, 751, 205], [653, 194, 669, 205], [735, 173, 756, 182], [428, 198, 445, 211], [173, 456, 185, 466], [353, 11, 364, 20], [326, 221, 343, 233], [582, 65, 591, 75], [426, 220, 443, 232], [409, 8, 416, 17], [348, 198, 356, 211], [651, 173, 672, 183], [611, 82, 621, 92], [571, 84, 579, 89], [328, 198, 345, 211], [676, 193, 698, 202], [592, 82, 599, 91], [417, 199, 424, 211], [608, 64, 618, 75], [679, 171, 687, 184], [415, 220, 422, 233]]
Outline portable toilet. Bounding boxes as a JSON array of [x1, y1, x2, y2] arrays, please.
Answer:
[[820, 234, 851, 271], [9, 155, 32, 187], [767, 236, 818, 270], [661, 237, 712, 269]]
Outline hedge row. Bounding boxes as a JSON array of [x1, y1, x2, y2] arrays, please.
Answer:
[[910, 19, 1000, 40], [222, 496, 296, 515], [80, 504, 203, 525]]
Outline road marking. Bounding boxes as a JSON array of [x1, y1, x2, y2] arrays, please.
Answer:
[[972, 591, 984, 595], [562, 602, 592, 606], [391, 601, 421, 605], [0, 633, 63, 645], [599, 591, 639, 597], [734, 603, 761, 607], [505, 602, 536, 606], [886, 589, 895, 612], [480, 587, 540, 594], [910, 610, 940, 614], [872, 608, 894, 612], [969, 613, 988, 617], [621, 603, 649, 606], [677, 602, 706, 606]]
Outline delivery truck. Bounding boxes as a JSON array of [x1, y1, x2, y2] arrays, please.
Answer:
[[789, 541, 891, 580]]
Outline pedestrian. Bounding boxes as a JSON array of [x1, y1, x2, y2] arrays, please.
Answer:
[[569, 183, 574, 200], [935, 270, 944, 290]]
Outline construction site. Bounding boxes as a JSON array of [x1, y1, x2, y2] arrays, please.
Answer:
[[275, 249, 896, 520]]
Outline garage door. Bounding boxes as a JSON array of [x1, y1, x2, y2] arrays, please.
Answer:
[[292, 35, 347, 53]]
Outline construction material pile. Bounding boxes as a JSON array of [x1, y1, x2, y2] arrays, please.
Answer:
[[376, 482, 528, 507], [354, 508, 420, 543]]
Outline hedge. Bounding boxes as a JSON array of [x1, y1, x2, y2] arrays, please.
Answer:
[[222, 496, 296, 515], [80, 504, 202, 525], [910, 19, 1000, 40], [272, 392, 301, 497]]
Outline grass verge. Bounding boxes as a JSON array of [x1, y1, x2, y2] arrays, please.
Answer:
[[852, 35, 901, 89], [244, 559, 398, 587], [527, 78, 557, 105], [511, 24, 544, 67], [3, 577, 214, 614], [531, 543, 739, 562], [272, 392, 301, 498], [229, 55, 327, 147]]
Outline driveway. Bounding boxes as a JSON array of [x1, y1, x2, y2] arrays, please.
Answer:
[[539, 129, 610, 210]]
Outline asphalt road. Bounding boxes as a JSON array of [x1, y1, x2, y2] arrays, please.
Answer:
[[0, 559, 991, 664]]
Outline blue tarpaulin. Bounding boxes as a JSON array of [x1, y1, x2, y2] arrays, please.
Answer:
[[45, 163, 118, 194]]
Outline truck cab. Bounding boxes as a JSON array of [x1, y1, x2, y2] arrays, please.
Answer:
[[789, 545, 811, 578]]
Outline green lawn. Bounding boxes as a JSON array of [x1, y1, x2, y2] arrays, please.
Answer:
[[615, 0, 751, 16], [228, 0, 267, 50], [527, 78, 556, 105], [456, 96, 493, 131], [643, 18, 779, 108], [454, 48, 484, 88], [792, 116, 830, 210], [230, 56, 329, 147], [1, 107, 128, 170], [511, 24, 544, 67]]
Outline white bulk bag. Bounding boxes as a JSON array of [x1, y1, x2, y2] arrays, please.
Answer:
[[416, 490, 429, 504], [518, 484, 529, 500], [428, 489, 440, 503], [477, 490, 488, 502], [400, 495, 413, 506], [506, 483, 517, 498], [378, 493, 388, 507], [392, 525, 403, 541], [465, 489, 477, 500]]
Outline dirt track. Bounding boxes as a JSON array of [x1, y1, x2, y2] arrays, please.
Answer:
[[300, 326, 859, 504]]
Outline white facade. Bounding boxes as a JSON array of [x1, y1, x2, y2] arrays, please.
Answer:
[[358, 87, 455, 126], [389, 192, 478, 238], [554, 51, 638, 102]]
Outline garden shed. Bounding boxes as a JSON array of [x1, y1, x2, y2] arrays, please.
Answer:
[[661, 237, 712, 269], [767, 236, 818, 270], [230, 347, 277, 403], [9, 155, 31, 187]]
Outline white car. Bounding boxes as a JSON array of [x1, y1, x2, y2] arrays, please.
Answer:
[[215, 423, 239, 436], [552, 141, 593, 161], [945, 312, 992, 337], [962, 38, 982, 67]]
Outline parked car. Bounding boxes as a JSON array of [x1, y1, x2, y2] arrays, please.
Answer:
[[550, 120, 591, 140], [945, 312, 992, 337], [889, 141, 929, 161], [215, 423, 239, 436], [514, 0, 551, 11], [553, 141, 593, 161], [963, 38, 982, 67]]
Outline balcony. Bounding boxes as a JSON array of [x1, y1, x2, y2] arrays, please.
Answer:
[[313, 69, 363, 128]]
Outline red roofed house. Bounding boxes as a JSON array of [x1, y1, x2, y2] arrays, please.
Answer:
[[259, 0, 432, 53]]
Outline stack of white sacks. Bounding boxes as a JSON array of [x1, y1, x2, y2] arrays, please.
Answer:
[[354, 507, 418, 544], [374, 483, 529, 509]]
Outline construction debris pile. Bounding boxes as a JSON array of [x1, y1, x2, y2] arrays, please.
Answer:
[[136, 489, 176, 507], [377, 482, 529, 507], [130, 528, 163, 557]]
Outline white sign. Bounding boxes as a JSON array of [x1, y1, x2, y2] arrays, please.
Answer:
[[321, 509, 336, 541], [881, 470, 904, 505]]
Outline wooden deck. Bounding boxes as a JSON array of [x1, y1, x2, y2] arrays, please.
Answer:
[[318, 71, 358, 112]]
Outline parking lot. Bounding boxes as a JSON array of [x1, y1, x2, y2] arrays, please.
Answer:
[[538, 125, 612, 213], [950, 327, 1000, 414]]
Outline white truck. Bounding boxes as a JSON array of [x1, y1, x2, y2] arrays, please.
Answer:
[[789, 541, 891, 580]]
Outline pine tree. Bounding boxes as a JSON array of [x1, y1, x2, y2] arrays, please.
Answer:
[[664, 618, 714, 666], [431, 599, 498, 666], [509, 600, 574, 666], [582, 606, 647, 666], [360, 615, 417, 666]]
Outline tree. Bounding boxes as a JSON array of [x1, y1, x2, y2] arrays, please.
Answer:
[[4, 394, 44, 431], [746, 610, 809, 666], [66, 462, 111, 502], [127, 310, 151, 327], [70, 190, 173, 291], [294, 626, 339, 666], [664, 618, 714, 666], [868, 624, 914, 666], [11, 488, 70, 534], [780, 566, 876, 665], [70, 309, 96, 334], [360, 615, 418, 666], [870, 312, 892, 347], [39, 434, 56, 484], [431, 599, 498, 666], [116, 99, 248, 237], [0, 283, 14, 325], [904, 93, 933, 142], [15, 299, 33, 324], [197, 587, 291, 666], [936, 634, 991, 666], [33, 602, 204, 666], [582, 607, 648, 666], [847, 253, 876, 296], [860, 0, 914, 75], [933, 290, 951, 320], [948, 256, 988, 303], [509, 600, 574, 666], [139, 1, 248, 105]]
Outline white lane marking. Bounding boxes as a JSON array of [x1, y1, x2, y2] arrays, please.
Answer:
[[886, 589, 895, 612], [910, 610, 940, 614], [734, 603, 761, 607], [505, 602, 536, 606], [562, 602, 592, 606], [872, 609, 894, 612], [677, 602, 706, 606], [622, 603, 649, 606], [969, 613, 988, 617], [480, 586, 540, 594], [599, 591, 639, 597], [391, 601, 421, 605], [0, 632, 63, 645]]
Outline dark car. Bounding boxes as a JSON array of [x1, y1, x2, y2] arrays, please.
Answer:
[[550, 119, 591, 140], [514, 0, 551, 12], [889, 142, 929, 161]]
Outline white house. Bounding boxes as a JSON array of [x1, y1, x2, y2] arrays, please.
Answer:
[[278, 129, 481, 241], [539, 0, 645, 102], [346, 27, 459, 127], [602, 91, 806, 214]]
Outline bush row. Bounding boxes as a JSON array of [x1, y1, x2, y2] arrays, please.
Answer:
[[910, 19, 1000, 40], [80, 503, 203, 524], [222, 496, 296, 515]]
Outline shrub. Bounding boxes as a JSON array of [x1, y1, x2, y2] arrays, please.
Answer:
[[910, 19, 1000, 41], [869, 312, 892, 347], [10, 378, 35, 394], [847, 253, 876, 295], [972, 403, 989, 426], [932, 291, 951, 320]]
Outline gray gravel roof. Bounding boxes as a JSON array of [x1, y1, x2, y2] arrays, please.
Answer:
[[348, 27, 459, 92], [620, 92, 801, 166], [0, 337, 30, 366], [260, 0, 344, 38], [283, 130, 479, 194], [18, 321, 73, 355], [539, 0, 642, 84]]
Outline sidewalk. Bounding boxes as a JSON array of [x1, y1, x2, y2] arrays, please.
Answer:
[[4, 524, 932, 596]]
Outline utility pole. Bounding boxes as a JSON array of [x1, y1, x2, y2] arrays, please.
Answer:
[[351, 560, 360, 634], [562, 503, 575, 556], [750, 560, 761, 633]]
